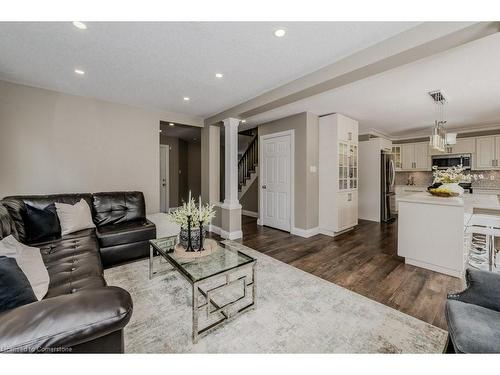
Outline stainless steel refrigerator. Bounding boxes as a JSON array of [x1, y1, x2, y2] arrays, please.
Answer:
[[381, 152, 396, 222]]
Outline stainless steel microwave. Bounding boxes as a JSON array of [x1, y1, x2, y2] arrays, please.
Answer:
[[431, 153, 472, 170]]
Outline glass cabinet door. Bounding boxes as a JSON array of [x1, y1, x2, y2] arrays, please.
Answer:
[[392, 146, 402, 170], [338, 142, 349, 190], [349, 144, 358, 189]]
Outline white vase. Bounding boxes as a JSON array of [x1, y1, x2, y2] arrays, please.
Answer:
[[441, 182, 464, 196]]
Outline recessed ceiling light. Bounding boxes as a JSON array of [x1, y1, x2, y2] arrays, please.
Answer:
[[74, 69, 85, 75], [72, 21, 87, 30], [183, 97, 190, 101], [215, 73, 223, 78], [274, 28, 286, 38], [169, 123, 175, 127], [241, 119, 247, 123]]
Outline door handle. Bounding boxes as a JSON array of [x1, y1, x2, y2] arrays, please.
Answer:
[[262, 185, 267, 189]]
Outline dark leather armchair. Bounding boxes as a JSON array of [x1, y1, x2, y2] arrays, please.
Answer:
[[445, 268, 500, 353]]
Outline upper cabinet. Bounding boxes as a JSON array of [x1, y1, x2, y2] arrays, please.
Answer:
[[400, 142, 430, 171], [451, 138, 475, 154], [476, 136, 500, 169], [391, 145, 402, 170], [394, 135, 500, 171], [429, 137, 475, 155], [337, 115, 358, 144]]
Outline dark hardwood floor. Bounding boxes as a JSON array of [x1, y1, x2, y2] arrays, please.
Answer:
[[230, 216, 463, 330]]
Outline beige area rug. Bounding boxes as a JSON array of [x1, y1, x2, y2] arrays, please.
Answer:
[[105, 240, 448, 353]]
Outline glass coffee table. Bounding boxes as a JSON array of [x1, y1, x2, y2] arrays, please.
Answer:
[[149, 236, 257, 343]]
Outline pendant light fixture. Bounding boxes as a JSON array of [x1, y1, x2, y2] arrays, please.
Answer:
[[428, 90, 456, 152]]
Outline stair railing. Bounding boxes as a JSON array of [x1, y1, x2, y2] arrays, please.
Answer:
[[238, 135, 258, 190]]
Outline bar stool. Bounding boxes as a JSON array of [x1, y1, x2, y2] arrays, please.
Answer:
[[465, 214, 500, 273]]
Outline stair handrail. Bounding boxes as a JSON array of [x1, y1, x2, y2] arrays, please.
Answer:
[[238, 135, 258, 188]]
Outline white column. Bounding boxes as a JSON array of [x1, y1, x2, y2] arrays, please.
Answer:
[[221, 118, 241, 209]]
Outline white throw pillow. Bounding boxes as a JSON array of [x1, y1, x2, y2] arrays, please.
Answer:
[[55, 199, 95, 236], [0, 235, 50, 300]]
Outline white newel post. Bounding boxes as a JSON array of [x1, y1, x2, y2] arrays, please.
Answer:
[[220, 118, 243, 239]]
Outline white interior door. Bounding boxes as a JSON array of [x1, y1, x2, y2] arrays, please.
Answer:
[[261, 134, 291, 232], [160, 145, 169, 212]]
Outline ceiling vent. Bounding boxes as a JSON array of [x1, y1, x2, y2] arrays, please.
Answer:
[[428, 90, 447, 104]]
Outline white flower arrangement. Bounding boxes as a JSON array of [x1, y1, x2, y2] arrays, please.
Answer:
[[432, 165, 483, 184], [167, 197, 216, 230]]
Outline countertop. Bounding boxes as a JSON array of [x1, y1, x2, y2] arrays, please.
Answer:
[[396, 192, 500, 212]]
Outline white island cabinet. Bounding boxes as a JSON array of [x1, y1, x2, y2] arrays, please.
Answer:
[[397, 193, 465, 277], [397, 192, 500, 278]]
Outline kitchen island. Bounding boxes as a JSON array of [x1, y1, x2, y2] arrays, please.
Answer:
[[397, 192, 499, 278]]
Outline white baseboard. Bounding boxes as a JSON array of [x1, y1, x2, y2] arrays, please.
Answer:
[[208, 224, 242, 240], [405, 258, 462, 278], [318, 226, 355, 237], [257, 219, 262, 226], [209, 224, 221, 235], [242, 210, 259, 218], [222, 229, 243, 240], [291, 227, 320, 238]]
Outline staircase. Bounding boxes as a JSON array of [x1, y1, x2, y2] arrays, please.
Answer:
[[238, 135, 258, 199]]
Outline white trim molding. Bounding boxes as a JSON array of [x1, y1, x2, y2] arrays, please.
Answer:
[[291, 227, 320, 238], [208, 224, 243, 240], [318, 226, 354, 237], [242, 210, 259, 218], [259, 129, 295, 234]]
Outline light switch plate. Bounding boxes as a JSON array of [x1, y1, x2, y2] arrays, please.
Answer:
[[310, 166, 317, 173]]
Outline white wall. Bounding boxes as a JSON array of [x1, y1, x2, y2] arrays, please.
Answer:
[[0, 81, 202, 213]]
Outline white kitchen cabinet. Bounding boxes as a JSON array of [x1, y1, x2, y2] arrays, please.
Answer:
[[319, 113, 359, 236], [337, 115, 358, 144], [401, 144, 414, 170], [448, 138, 475, 154], [476, 137, 497, 169], [496, 137, 500, 167], [337, 191, 358, 231], [400, 142, 430, 171], [392, 145, 402, 170], [430, 137, 475, 155], [414, 143, 430, 169]]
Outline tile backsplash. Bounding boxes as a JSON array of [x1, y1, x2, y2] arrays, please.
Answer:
[[395, 170, 500, 188]]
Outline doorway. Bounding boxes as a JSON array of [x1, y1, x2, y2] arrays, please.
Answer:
[[259, 130, 294, 232], [159, 144, 169, 212], [159, 121, 202, 211]]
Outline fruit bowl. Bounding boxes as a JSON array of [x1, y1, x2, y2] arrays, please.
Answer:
[[428, 188, 459, 197]]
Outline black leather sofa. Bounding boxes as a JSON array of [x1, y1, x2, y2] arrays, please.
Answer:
[[0, 191, 156, 353]]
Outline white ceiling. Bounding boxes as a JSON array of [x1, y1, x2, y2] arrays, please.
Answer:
[[244, 32, 500, 137], [0, 22, 418, 118]]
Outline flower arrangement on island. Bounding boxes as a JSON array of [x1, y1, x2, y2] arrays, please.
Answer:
[[430, 165, 483, 197], [432, 165, 483, 184]]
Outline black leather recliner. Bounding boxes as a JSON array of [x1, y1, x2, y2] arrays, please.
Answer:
[[0, 191, 156, 353]]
